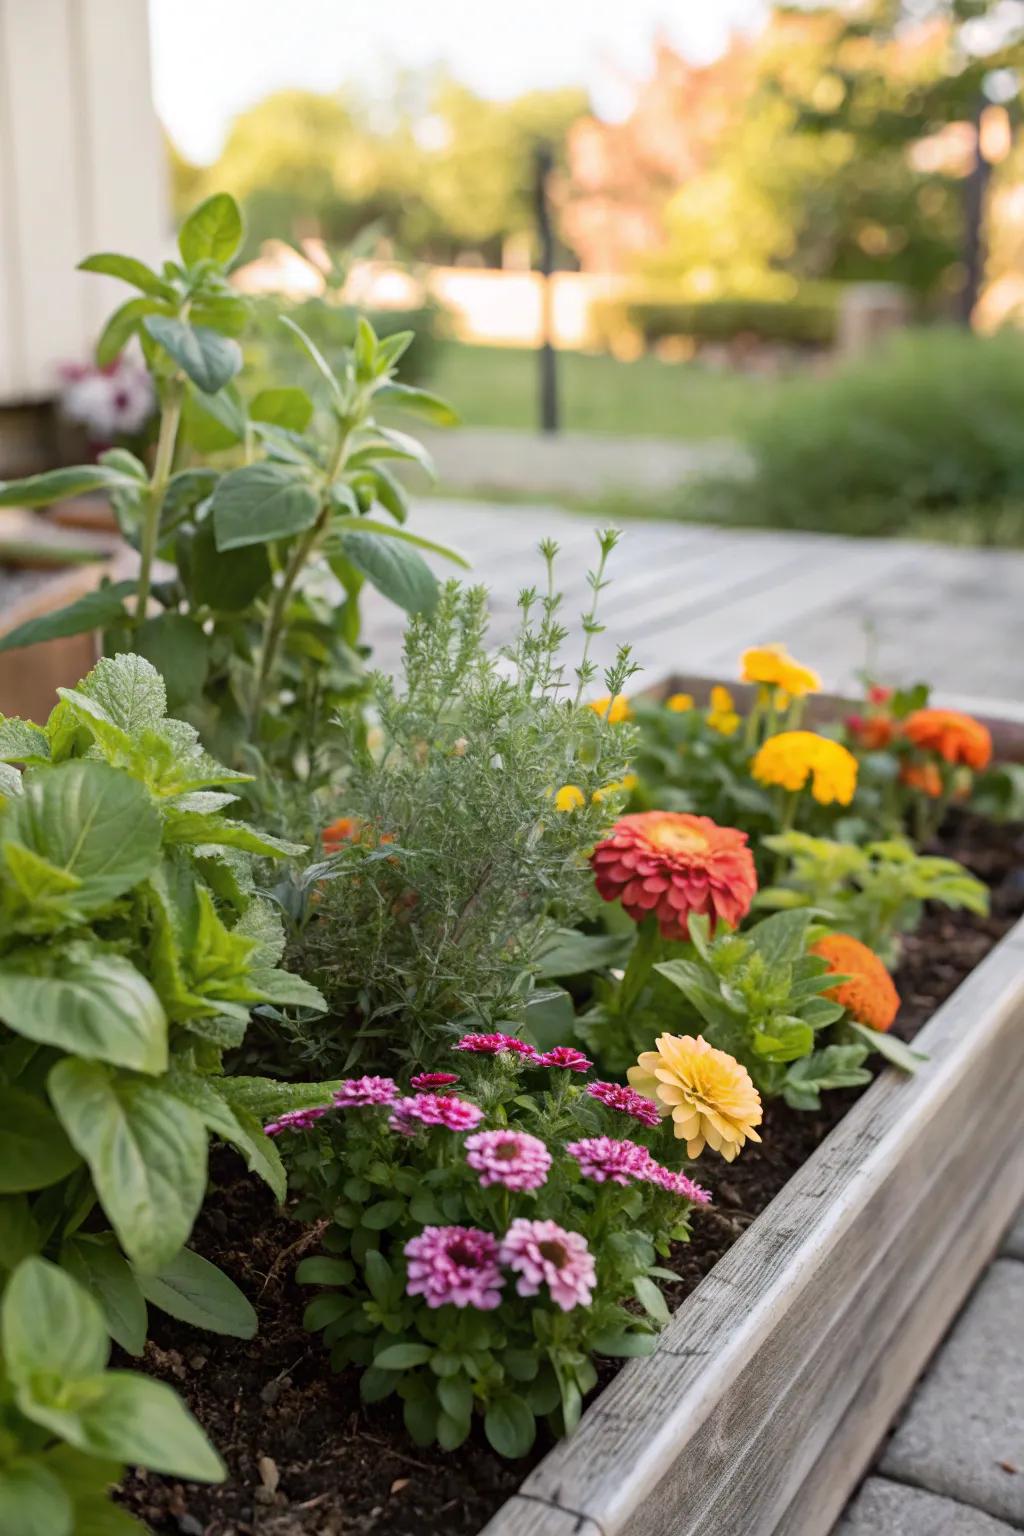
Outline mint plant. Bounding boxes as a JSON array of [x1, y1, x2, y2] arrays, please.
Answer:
[[0, 1257, 223, 1534], [0, 653, 330, 1350], [0, 193, 463, 783], [276, 1044, 707, 1458]]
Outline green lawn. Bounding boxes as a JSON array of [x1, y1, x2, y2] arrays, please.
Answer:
[[426, 341, 777, 440]]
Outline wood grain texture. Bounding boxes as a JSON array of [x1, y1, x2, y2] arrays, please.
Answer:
[[479, 918, 1024, 1536]]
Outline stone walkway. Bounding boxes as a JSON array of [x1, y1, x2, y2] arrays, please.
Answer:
[[365, 499, 1024, 716], [835, 1206, 1024, 1535]]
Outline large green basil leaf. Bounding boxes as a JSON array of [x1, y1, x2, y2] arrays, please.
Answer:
[[136, 1245, 256, 1338], [60, 1235, 148, 1356], [0, 581, 135, 656], [78, 252, 175, 300], [47, 1062, 208, 1273], [128, 613, 210, 711], [76, 652, 167, 733], [339, 530, 438, 616], [0, 465, 142, 509], [162, 1071, 285, 1202], [180, 519, 270, 611], [178, 192, 243, 266], [39, 1372, 225, 1482], [2, 1257, 109, 1381], [0, 948, 166, 1073], [0, 1459, 72, 1536], [0, 1087, 81, 1192], [143, 316, 241, 395], [5, 760, 161, 920], [250, 386, 314, 431], [212, 462, 320, 551]]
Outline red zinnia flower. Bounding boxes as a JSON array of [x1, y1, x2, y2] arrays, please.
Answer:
[[591, 812, 757, 941]]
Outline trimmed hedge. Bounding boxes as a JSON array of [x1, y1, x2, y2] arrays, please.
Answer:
[[590, 287, 842, 351]]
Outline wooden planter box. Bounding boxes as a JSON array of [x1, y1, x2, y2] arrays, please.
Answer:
[[481, 688, 1024, 1536]]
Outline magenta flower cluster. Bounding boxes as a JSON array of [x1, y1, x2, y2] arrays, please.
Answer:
[[389, 1092, 484, 1136], [585, 1080, 661, 1127], [566, 1135, 651, 1186], [454, 1032, 540, 1061], [465, 1129, 552, 1191], [410, 1071, 460, 1090], [537, 1046, 592, 1072], [263, 1105, 331, 1137], [403, 1219, 596, 1312], [332, 1076, 398, 1106]]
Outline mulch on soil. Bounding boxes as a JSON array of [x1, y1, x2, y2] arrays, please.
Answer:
[[120, 812, 1024, 1536]]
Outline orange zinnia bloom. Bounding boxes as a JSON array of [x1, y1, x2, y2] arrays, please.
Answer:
[[899, 761, 943, 798], [322, 816, 360, 856], [903, 709, 992, 771], [591, 811, 757, 941], [811, 933, 900, 1033]]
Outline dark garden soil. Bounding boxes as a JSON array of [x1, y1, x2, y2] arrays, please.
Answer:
[[119, 810, 1024, 1536]]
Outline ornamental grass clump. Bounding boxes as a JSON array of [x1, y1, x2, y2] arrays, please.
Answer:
[[290, 534, 638, 1068], [276, 1036, 710, 1457]]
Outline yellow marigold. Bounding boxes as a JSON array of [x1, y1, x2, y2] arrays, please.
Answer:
[[591, 772, 638, 804], [707, 684, 740, 736], [589, 694, 632, 724], [741, 642, 822, 698], [752, 731, 858, 806], [554, 784, 585, 812], [628, 1033, 763, 1161], [811, 933, 900, 1033], [665, 692, 694, 713]]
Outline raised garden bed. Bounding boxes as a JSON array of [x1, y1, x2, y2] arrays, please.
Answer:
[[117, 787, 1024, 1536]]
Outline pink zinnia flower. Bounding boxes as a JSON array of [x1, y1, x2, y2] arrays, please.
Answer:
[[464, 1130, 552, 1191], [388, 1093, 484, 1136], [499, 1219, 596, 1311], [332, 1076, 398, 1107], [404, 1226, 504, 1310], [642, 1160, 712, 1205], [263, 1105, 331, 1136], [586, 1081, 661, 1128], [537, 1046, 592, 1073], [410, 1071, 460, 1090], [566, 1136, 651, 1186], [453, 1032, 540, 1062]]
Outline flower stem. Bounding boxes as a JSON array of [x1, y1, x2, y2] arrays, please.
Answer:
[[617, 915, 661, 1018], [135, 379, 183, 627]]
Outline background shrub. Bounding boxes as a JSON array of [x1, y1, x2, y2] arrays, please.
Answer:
[[589, 284, 842, 352]]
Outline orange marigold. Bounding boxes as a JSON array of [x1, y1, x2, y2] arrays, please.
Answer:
[[322, 816, 361, 856], [591, 811, 757, 940], [811, 933, 900, 1033], [589, 693, 632, 724], [903, 709, 992, 771], [899, 761, 943, 798]]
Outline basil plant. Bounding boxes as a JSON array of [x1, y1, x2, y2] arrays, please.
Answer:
[[0, 653, 333, 1353], [0, 192, 464, 782]]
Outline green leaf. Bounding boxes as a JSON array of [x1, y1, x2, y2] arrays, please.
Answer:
[[2, 1258, 109, 1382], [178, 193, 243, 266], [0, 1196, 41, 1269], [126, 614, 210, 711], [180, 519, 270, 611], [181, 380, 247, 450], [96, 297, 168, 366], [0, 1460, 73, 1536], [48, 1062, 208, 1273], [348, 426, 435, 480], [161, 1073, 286, 1203], [0, 465, 142, 510], [303, 1293, 349, 1332], [296, 1256, 355, 1286], [144, 316, 241, 395], [340, 530, 438, 616], [249, 966, 327, 1012], [76, 652, 167, 733], [591, 1331, 658, 1357], [279, 314, 344, 404], [60, 1236, 148, 1356], [535, 927, 632, 978], [361, 1199, 404, 1230], [0, 718, 49, 762], [484, 1396, 536, 1459], [632, 1274, 669, 1325], [78, 252, 174, 300], [55, 1371, 225, 1481], [250, 387, 314, 432], [137, 1247, 257, 1338], [746, 909, 814, 966], [212, 462, 320, 551], [373, 1342, 432, 1370], [5, 759, 162, 918], [161, 808, 303, 858], [0, 581, 135, 655], [0, 1087, 80, 1192], [0, 949, 166, 1073], [188, 296, 248, 336], [216, 1076, 339, 1121], [522, 987, 575, 1052], [327, 515, 469, 568], [376, 381, 460, 426], [848, 1020, 926, 1073]]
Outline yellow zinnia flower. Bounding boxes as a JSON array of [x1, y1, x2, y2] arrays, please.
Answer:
[[627, 1033, 762, 1161], [591, 772, 638, 804], [665, 692, 694, 713], [589, 693, 632, 724], [554, 784, 585, 812], [751, 730, 858, 806], [741, 642, 821, 698], [707, 684, 740, 736]]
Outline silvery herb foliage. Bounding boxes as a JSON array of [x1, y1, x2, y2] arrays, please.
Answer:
[[0, 654, 331, 1353], [0, 1259, 224, 1535], [0, 192, 464, 782]]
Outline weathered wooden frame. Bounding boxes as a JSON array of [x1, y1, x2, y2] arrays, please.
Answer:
[[481, 687, 1024, 1536]]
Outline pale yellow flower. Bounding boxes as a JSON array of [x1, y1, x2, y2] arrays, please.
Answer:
[[589, 694, 632, 724], [751, 730, 858, 806], [591, 772, 638, 804], [741, 642, 821, 698], [628, 1033, 763, 1161], [707, 684, 740, 736], [554, 784, 585, 812], [665, 692, 694, 713]]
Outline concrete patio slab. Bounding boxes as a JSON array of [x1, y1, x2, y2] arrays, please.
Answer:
[[836, 1477, 1020, 1535], [1001, 1203, 1024, 1261]]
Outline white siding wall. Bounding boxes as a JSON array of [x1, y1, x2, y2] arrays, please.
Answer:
[[0, 0, 168, 403]]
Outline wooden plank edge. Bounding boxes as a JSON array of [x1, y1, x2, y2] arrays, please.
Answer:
[[478, 915, 1024, 1536]]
